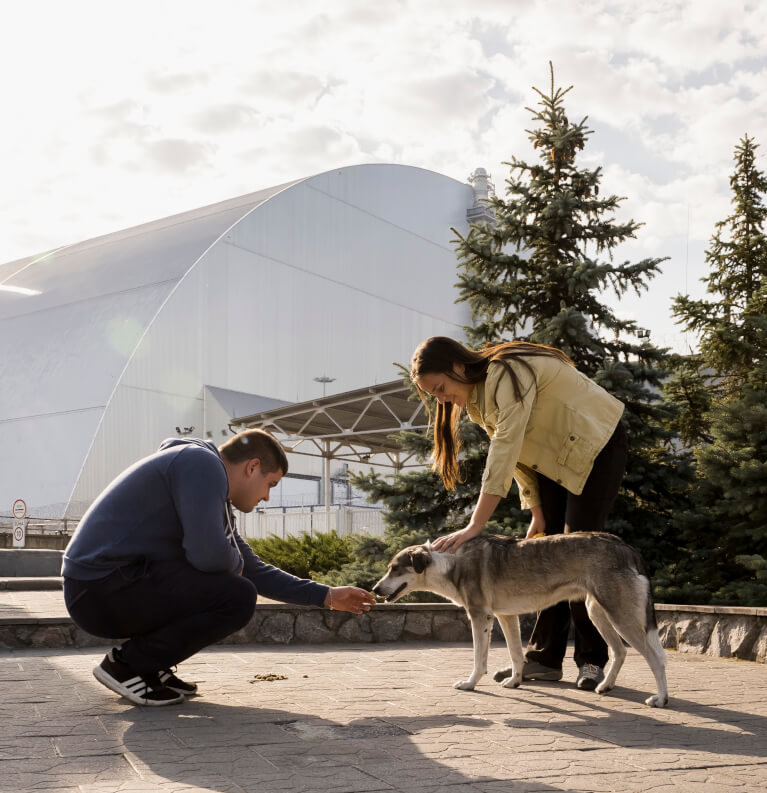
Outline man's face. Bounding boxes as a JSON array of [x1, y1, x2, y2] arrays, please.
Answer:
[[233, 459, 283, 512]]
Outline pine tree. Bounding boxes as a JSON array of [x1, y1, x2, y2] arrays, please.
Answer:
[[661, 355, 712, 448], [673, 135, 767, 394], [337, 64, 691, 592], [668, 135, 767, 605], [452, 63, 690, 572]]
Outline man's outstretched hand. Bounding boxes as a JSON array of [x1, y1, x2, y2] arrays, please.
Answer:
[[324, 586, 377, 614]]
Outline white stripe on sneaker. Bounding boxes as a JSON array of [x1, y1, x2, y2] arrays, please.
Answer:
[[93, 664, 183, 706]]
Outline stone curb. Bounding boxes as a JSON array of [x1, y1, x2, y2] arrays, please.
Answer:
[[0, 576, 63, 591], [0, 602, 534, 651], [1, 595, 765, 662], [655, 602, 767, 617]]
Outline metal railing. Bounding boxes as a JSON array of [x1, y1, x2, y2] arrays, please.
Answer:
[[0, 517, 76, 535], [236, 505, 385, 540], [1, 508, 387, 543]]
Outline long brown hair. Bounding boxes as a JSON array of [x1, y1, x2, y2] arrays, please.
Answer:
[[410, 337, 573, 490]]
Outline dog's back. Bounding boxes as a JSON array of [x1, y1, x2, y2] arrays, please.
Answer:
[[450, 532, 656, 630]]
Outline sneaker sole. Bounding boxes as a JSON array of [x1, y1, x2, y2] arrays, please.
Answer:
[[523, 672, 563, 681], [93, 666, 184, 707], [165, 684, 198, 696]]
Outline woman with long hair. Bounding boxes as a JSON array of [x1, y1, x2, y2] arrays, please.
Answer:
[[410, 336, 628, 691]]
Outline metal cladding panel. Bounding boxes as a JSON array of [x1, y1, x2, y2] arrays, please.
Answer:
[[66, 384, 204, 518], [0, 283, 172, 420], [225, 165, 472, 322], [0, 203, 252, 321], [0, 408, 102, 519], [217, 244, 465, 402], [303, 165, 473, 244], [119, 267, 205, 395]]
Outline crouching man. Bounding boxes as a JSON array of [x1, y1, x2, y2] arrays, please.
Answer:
[[63, 429, 375, 706]]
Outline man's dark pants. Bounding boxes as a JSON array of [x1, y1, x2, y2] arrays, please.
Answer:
[[64, 558, 256, 675], [524, 422, 628, 670]]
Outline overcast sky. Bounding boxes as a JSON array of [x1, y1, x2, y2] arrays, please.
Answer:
[[2, 0, 766, 351]]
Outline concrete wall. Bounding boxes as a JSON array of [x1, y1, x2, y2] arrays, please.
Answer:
[[0, 549, 63, 576]]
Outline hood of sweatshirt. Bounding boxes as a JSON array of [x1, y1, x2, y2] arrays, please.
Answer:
[[158, 437, 221, 457]]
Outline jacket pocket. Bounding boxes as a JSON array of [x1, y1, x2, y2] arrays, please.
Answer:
[[555, 432, 594, 471]]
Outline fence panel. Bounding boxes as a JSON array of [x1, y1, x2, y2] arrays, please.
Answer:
[[239, 506, 384, 541]]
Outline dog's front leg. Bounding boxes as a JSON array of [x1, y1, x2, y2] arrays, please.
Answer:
[[494, 614, 525, 688], [454, 610, 493, 690]]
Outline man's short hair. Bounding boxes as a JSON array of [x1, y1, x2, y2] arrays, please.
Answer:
[[219, 429, 289, 474]]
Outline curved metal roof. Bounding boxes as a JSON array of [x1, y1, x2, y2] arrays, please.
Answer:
[[231, 379, 428, 469]]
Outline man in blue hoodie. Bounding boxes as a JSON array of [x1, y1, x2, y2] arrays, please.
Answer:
[[63, 429, 376, 706]]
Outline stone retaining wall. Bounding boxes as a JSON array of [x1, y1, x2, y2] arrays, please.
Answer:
[[0, 603, 534, 651], [655, 604, 767, 663], [225, 603, 536, 646], [1, 600, 765, 662]]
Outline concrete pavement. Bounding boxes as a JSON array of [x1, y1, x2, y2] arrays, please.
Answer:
[[1, 641, 765, 792]]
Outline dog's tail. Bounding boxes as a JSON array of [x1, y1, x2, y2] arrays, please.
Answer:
[[629, 545, 658, 633]]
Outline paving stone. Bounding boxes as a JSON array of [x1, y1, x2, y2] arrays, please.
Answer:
[[1, 643, 766, 793]]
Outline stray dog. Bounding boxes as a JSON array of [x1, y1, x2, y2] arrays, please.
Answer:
[[373, 533, 668, 707]]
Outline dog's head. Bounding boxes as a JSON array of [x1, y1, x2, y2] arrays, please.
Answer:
[[372, 544, 433, 603]]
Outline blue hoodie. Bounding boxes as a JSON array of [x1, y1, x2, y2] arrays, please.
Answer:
[[62, 438, 328, 607]]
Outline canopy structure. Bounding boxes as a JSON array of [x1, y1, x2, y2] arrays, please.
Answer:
[[230, 380, 430, 507]]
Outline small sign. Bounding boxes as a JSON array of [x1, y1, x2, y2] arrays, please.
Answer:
[[12, 499, 27, 519], [12, 519, 26, 548]]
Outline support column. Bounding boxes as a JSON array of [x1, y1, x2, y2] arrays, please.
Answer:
[[324, 441, 332, 512]]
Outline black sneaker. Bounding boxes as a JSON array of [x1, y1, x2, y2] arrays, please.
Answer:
[[576, 663, 605, 691], [93, 649, 184, 706], [522, 660, 563, 681], [159, 666, 198, 696]]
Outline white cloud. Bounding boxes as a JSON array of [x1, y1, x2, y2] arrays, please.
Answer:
[[1, 0, 766, 351]]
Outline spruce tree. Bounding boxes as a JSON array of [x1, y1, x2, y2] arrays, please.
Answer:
[[334, 64, 690, 592], [668, 135, 767, 604], [452, 63, 689, 572]]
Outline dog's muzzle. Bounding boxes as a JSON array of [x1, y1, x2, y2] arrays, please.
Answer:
[[373, 580, 407, 602], [383, 582, 407, 602]]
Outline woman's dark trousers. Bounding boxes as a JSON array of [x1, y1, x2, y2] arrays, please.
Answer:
[[524, 423, 628, 670]]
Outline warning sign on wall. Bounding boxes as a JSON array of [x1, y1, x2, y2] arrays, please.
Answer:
[[12, 519, 26, 547], [12, 499, 27, 520]]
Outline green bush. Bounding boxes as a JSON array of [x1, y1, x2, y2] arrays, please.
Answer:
[[246, 531, 353, 579]]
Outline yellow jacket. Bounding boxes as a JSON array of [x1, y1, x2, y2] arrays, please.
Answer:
[[465, 357, 624, 509]]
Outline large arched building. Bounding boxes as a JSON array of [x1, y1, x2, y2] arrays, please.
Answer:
[[1, 164, 492, 521]]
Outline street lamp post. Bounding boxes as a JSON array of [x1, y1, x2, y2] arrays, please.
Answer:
[[313, 375, 335, 397]]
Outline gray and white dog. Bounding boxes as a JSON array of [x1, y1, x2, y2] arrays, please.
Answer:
[[373, 532, 668, 707]]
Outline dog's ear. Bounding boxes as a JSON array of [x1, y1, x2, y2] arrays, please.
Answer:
[[409, 547, 432, 574]]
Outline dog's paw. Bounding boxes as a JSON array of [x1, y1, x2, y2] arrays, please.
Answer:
[[453, 680, 476, 691], [595, 681, 613, 695], [493, 666, 514, 682], [645, 694, 668, 708], [501, 675, 521, 689]]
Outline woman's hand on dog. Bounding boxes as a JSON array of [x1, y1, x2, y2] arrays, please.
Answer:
[[325, 586, 377, 614], [525, 506, 546, 539], [434, 493, 502, 553], [432, 525, 480, 553]]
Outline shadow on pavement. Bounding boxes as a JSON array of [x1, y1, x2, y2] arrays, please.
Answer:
[[114, 699, 565, 792], [503, 687, 767, 759]]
